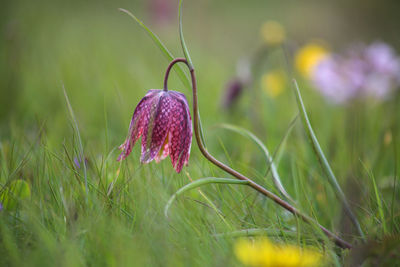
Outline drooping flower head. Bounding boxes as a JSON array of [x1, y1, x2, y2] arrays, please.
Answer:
[[118, 89, 192, 173]]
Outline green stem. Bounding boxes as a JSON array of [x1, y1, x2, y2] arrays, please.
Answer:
[[164, 58, 353, 249], [292, 79, 365, 240]]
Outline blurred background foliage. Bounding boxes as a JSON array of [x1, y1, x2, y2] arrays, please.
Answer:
[[0, 0, 400, 266], [1, 0, 399, 139]]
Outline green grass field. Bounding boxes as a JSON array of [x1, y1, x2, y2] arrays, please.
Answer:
[[1, 0, 399, 266]]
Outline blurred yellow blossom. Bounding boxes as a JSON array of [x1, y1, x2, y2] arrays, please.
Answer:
[[261, 70, 286, 98], [234, 238, 322, 267], [384, 131, 392, 146], [295, 42, 329, 78], [260, 21, 286, 46]]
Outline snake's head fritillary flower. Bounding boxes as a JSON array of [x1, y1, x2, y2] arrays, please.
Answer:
[[118, 89, 192, 173]]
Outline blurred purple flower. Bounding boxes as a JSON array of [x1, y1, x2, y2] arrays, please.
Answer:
[[221, 78, 244, 109], [366, 42, 400, 75], [313, 56, 362, 103], [0, 202, 2, 211], [221, 58, 252, 109], [312, 42, 400, 104], [118, 89, 192, 173], [74, 157, 81, 169], [148, 0, 175, 26], [73, 156, 88, 169], [364, 42, 400, 99]]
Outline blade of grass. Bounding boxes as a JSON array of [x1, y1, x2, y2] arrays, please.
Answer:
[[118, 8, 190, 89], [177, 1, 207, 147], [217, 123, 294, 203], [390, 130, 397, 232], [213, 228, 298, 239], [63, 85, 88, 201], [62, 143, 83, 187], [360, 160, 387, 235], [186, 172, 232, 230], [0, 122, 46, 193], [265, 115, 298, 177], [178, 0, 192, 69], [292, 79, 365, 240], [164, 177, 249, 218]]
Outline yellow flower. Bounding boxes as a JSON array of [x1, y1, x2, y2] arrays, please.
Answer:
[[261, 70, 286, 98], [295, 42, 329, 78], [384, 130, 392, 146], [234, 238, 322, 267], [260, 21, 286, 46]]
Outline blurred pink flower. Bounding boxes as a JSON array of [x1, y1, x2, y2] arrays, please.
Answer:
[[149, 0, 175, 26], [312, 42, 400, 104], [118, 89, 192, 173]]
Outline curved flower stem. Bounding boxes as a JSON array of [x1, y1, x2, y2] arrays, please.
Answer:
[[164, 58, 352, 250], [163, 58, 177, 91]]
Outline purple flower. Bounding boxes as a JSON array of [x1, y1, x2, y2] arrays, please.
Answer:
[[148, 0, 175, 26], [118, 89, 192, 173], [221, 58, 252, 109], [221, 78, 244, 109], [365, 42, 400, 75], [74, 157, 81, 169], [312, 42, 400, 104], [313, 55, 363, 103], [363, 42, 400, 99], [73, 156, 88, 169], [0, 202, 2, 211]]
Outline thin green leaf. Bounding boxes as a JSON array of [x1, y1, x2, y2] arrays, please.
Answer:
[[63, 85, 88, 200], [178, 0, 193, 69], [218, 123, 294, 203], [189, 176, 232, 229], [360, 160, 387, 235], [164, 177, 249, 218], [269, 115, 298, 173], [177, 1, 207, 148], [213, 228, 297, 238], [118, 8, 190, 89], [292, 79, 365, 240]]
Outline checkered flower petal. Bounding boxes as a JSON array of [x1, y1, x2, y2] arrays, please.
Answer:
[[117, 90, 159, 161], [118, 89, 192, 173], [168, 91, 192, 173]]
